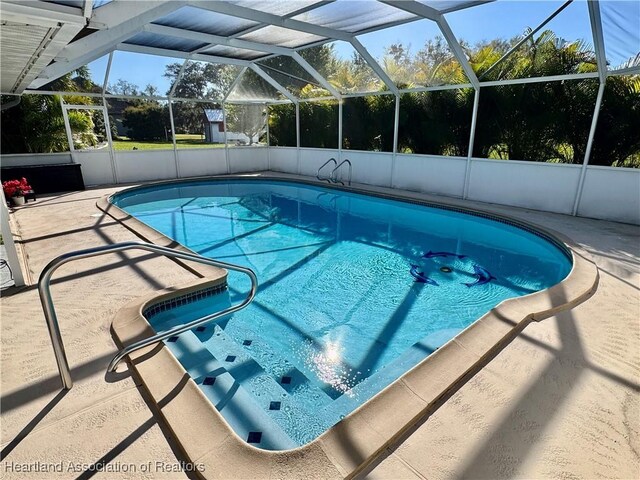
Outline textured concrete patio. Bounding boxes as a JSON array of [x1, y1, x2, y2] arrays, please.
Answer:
[[1, 177, 638, 479]]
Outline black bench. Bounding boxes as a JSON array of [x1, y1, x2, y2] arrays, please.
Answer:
[[0, 163, 85, 194]]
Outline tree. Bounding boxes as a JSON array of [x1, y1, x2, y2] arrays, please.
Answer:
[[122, 102, 169, 141], [590, 75, 640, 167], [267, 103, 296, 147], [299, 101, 338, 148], [259, 53, 333, 99], [226, 104, 265, 145], [108, 79, 140, 96], [164, 61, 239, 99], [471, 31, 599, 163], [163, 61, 238, 134], [398, 89, 472, 156], [266, 29, 639, 167], [1, 67, 97, 153]]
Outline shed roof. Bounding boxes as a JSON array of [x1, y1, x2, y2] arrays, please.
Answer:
[[203, 108, 224, 123]]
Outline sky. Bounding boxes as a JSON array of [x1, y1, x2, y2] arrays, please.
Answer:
[[87, 0, 637, 97]]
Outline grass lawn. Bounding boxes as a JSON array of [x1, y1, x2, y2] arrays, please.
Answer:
[[112, 134, 226, 151]]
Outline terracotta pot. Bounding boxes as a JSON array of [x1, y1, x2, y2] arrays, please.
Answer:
[[11, 195, 25, 206]]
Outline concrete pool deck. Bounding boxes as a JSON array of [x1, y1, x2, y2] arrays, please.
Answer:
[[1, 173, 638, 479]]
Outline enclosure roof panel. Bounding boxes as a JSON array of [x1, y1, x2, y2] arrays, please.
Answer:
[[225, 0, 328, 16], [290, 0, 417, 33], [152, 6, 261, 37], [43, 0, 112, 8], [123, 31, 208, 53], [416, 0, 492, 14], [238, 25, 327, 49], [198, 45, 268, 60]]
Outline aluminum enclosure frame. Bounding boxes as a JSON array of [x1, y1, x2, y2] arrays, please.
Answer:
[[8, 0, 639, 217]]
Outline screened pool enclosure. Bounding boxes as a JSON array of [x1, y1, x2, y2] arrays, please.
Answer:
[[1, 0, 638, 224]]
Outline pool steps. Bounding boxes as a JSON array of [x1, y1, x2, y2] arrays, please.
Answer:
[[151, 288, 474, 449], [156, 317, 335, 449]]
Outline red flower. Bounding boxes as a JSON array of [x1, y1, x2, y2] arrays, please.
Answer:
[[3, 177, 31, 198]]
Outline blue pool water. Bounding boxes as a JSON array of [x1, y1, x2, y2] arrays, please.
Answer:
[[112, 180, 571, 449]]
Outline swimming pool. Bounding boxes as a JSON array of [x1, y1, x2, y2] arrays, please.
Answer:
[[112, 179, 572, 450]]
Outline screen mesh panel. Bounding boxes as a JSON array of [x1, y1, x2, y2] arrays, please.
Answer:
[[600, 1, 640, 70], [357, 19, 469, 88]]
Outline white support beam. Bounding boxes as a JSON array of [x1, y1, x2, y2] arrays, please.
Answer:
[[400, 83, 474, 93], [101, 97, 118, 184], [222, 102, 230, 172], [227, 1, 336, 43], [25, 88, 226, 103], [62, 104, 105, 110], [379, 0, 440, 20], [587, 0, 607, 84], [223, 67, 248, 102], [479, 0, 573, 81], [83, 0, 93, 19], [147, 23, 341, 101], [479, 72, 599, 87], [145, 24, 340, 100], [250, 64, 298, 103], [572, 81, 606, 215], [169, 59, 189, 98], [296, 102, 301, 173], [391, 94, 400, 188], [440, 1, 495, 15], [115, 43, 251, 67], [350, 37, 399, 95], [338, 100, 343, 159], [102, 52, 113, 93], [59, 97, 75, 153], [436, 18, 480, 89], [291, 52, 342, 99], [608, 66, 640, 77], [463, 88, 480, 199], [29, 1, 186, 88], [146, 24, 288, 56], [0, 196, 25, 287], [168, 100, 180, 178]]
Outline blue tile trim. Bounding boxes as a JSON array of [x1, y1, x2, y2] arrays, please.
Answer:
[[143, 283, 228, 320]]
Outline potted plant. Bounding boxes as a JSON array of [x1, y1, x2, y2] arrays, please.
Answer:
[[2, 178, 32, 206]]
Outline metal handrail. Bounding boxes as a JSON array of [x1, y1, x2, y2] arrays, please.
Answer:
[[316, 157, 337, 182], [331, 159, 352, 186], [38, 241, 258, 390]]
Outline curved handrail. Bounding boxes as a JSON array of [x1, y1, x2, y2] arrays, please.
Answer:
[[38, 241, 258, 390], [331, 159, 352, 186], [316, 157, 337, 182]]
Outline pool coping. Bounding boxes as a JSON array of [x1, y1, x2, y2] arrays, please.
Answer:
[[98, 173, 599, 479]]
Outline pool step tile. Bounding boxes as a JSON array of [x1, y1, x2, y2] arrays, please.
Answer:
[[193, 368, 297, 450], [162, 331, 217, 372], [157, 314, 336, 447], [219, 323, 337, 405], [205, 326, 336, 408]]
